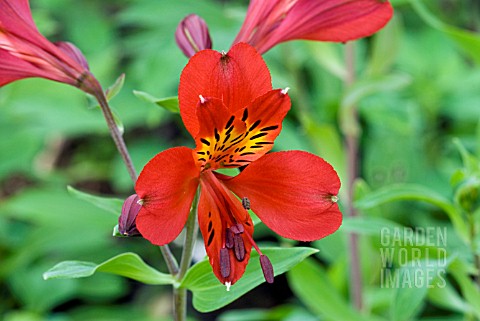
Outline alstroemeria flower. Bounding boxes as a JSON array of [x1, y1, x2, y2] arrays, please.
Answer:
[[176, 0, 393, 57], [0, 0, 102, 95], [135, 43, 341, 287], [233, 0, 394, 53]]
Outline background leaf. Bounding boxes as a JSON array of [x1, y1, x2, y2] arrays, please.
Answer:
[[43, 252, 174, 286], [181, 247, 318, 312]]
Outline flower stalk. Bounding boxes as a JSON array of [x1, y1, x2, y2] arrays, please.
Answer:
[[174, 189, 200, 321], [344, 41, 363, 310], [93, 90, 137, 182]]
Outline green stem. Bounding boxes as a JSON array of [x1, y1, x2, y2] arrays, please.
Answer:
[[174, 188, 200, 321], [95, 91, 137, 182], [343, 41, 363, 311], [160, 245, 179, 276]]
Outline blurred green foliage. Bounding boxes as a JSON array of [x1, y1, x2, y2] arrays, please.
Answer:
[[1, 0, 480, 320]]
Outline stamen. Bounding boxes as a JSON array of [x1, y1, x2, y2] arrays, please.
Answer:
[[260, 255, 274, 283], [221, 50, 227, 57], [281, 87, 290, 95], [331, 195, 339, 203], [199, 95, 206, 104], [225, 228, 234, 249], [230, 223, 244, 234], [225, 281, 231, 291], [233, 234, 245, 261], [137, 199, 144, 206], [241, 197, 251, 210], [220, 248, 231, 278]]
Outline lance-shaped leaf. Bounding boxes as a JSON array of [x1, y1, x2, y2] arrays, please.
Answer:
[[43, 252, 175, 285], [67, 185, 123, 216], [180, 247, 317, 312]]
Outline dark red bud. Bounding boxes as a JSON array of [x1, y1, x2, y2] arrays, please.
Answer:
[[220, 248, 231, 278], [118, 194, 142, 236], [260, 255, 274, 283], [175, 14, 212, 58]]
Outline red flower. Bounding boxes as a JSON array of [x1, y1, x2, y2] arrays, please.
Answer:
[[176, 0, 393, 56], [233, 0, 394, 53], [0, 0, 101, 95], [135, 43, 341, 287]]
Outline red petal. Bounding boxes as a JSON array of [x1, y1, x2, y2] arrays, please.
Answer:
[[222, 151, 342, 241], [55, 42, 90, 70], [0, 0, 38, 34], [233, 0, 393, 54], [135, 147, 200, 245], [0, 1, 89, 83], [198, 171, 254, 285], [281, 0, 393, 41], [0, 49, 66, 86], [178, 42, 272, 138]]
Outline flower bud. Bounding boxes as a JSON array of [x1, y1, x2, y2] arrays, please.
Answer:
[[118, 194, 142, 236], [175, 14, 212, 58]]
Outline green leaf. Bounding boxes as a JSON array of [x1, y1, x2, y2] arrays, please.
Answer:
[[410, 0, 480, 65], [390, 258, 451, 321], [105, 73, 125, 101], [180, 247, 317, 312], [341, 216, 404, 235], [427, 280, 471, 314], [354, 184, 468, 242], [448, 259, 480, 318], [287, 258, 379, 321], [67, 185, 123, 216], [133, 90, 179, 113], [43, 252, 174, 285]]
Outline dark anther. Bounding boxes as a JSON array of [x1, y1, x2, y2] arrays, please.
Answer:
[[233, 234, 245, 261], [225, 228, 234, 249], [241, 197, 251, 210], [220, 248, 231, 278], [230, 223, 244, 234], [260, 255, 274, 283]]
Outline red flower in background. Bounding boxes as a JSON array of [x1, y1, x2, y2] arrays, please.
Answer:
[[234, 0, 393, 53], [0, 0, 101, 95], [135, 43, 341, 287], [176, 0, 393, 56]]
